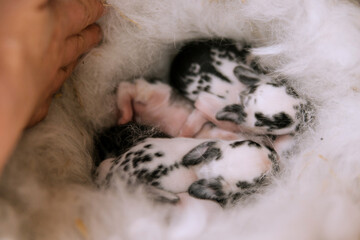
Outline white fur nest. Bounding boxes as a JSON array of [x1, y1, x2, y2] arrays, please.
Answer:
[[2, 0, 360, 239]]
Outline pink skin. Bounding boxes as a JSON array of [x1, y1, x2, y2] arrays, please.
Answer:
[[117, 78, 293, 150], [194, 92, 244, 132], [117, 78, 256, 140], [176, 192, 221, 209], [117, 78, 211, 137], [194, 123, 241, 140]]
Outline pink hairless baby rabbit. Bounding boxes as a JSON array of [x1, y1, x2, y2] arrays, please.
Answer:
[[116, 77, 240, 140]]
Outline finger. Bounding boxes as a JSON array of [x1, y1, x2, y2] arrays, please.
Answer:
[[54, 0, 105, 36], [27, 59, 79, 127], [62, 23, 102, 66]]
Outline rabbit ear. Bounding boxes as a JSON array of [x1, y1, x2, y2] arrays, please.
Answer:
[[181, 141, 221, 167], [233, 64, 261, 86], [215, 104, 247, 124], [188, 178, 228, 205]]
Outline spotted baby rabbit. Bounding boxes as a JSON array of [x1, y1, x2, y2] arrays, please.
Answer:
[[170, 39, 311, 135], [94, 123, 279, 206]]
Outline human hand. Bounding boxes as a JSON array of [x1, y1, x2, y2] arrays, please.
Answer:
[[0, 0, 105, 127]]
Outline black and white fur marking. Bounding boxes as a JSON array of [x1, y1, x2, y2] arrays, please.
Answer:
[[95, 135, 279, 206], [170, 39, 312, 135]]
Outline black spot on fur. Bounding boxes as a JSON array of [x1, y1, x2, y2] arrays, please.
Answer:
[[144, 144, 152, 149], [142, 154, 152, 163], [151, 181, 160, 187], [132, 157, 141, 168], [125, 152, 133, 159], [268, 152, 280, 173], [186, 78, 194, 84], [136, 169, 148, 178], [236, 181, 253, 189], [247, 141, 262, 148], [182, 141, 222, 166], [267, 135, 277, 141], [237, 75, 261, 86], [294, 102, 314, 133], [254, 112, 293, 131], [230, 141, 245, 148], [135, 150, 145, 156], [188, 177, 227, 203], [170, 39, 243, 99], [132, 154, 153, 168], [150, 170, 161, 180], [203, 75, 211, 82], [120, 158, 130, 166], [216, 104, 247, 124], [254, 175, 268, 185], [265, 145, 276, 153], [112, 157, 121, 165], [233, 65, 261, 86], [248, 85, 258, 94], [211, 148, 222, 160], [141, 164, 171, 183], [161, 168, 169, 176], [285, 86, 300, 98], [266, 82, 282, 88], [226, 175, 273, 206]]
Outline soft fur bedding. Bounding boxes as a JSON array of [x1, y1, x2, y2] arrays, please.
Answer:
[[2, 0, 360, 239]]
